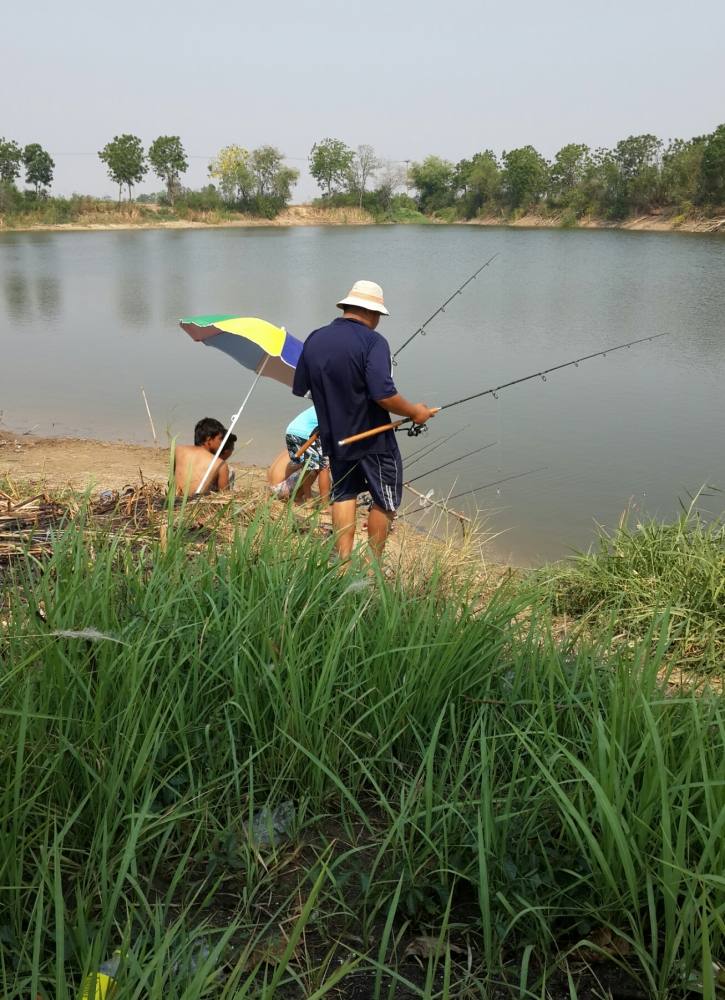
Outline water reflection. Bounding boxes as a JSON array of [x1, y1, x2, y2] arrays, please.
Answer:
[[36, 275, 62, 319], [116, 234, 152, 328], [3, 272, 30, 322]]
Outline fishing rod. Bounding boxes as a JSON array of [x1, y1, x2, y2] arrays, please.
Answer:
[[397, 467, 547, 519], [338, 333, 669, 447], [405, 441, 497, 486], [392, 252, 499, 361], [293, 254, 500, 459]]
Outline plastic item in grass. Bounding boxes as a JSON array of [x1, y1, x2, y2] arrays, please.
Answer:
[[246, 801, 295, 848], [78, 951, 122, 999]]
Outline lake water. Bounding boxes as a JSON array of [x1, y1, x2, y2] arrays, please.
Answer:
[[1, 224, 723, 564]]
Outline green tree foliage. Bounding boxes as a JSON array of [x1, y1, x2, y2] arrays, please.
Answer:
[[208, 145, 254, 202], [208, 145, 297, 216], [660, 137, 706, 208], [612, 134, 662, 213], [409, 156, 456, 213], [309, 138, 354, 197], [98, 134, 147, 201], [22, 143, 55, 196], [454, 150, 501, 218], [501, 146, 549, 211], [0, 137, 22, 184], [698, 124, 725, 205], [249, 145, 298, 216], [548, 144, 591, 206], [148, 135, 188, 205]]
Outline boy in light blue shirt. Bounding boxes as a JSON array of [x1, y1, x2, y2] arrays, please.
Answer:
[[267, 406, 331, 503]]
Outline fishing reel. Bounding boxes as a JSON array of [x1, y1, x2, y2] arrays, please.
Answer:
[[406, 422, 428, 438]]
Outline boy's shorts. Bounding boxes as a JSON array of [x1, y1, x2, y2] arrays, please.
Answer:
[[286, 433, 328, 471], [330, 452, 403, 512]]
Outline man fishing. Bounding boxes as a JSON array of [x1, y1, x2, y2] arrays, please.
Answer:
[[293, 280, 436, 562]]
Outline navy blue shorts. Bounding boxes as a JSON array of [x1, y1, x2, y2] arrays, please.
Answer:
[[330, 451, 403, 512]]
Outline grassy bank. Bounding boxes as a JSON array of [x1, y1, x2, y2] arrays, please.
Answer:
[[0, 487, 723, 998], [3, 195, 723, 233]]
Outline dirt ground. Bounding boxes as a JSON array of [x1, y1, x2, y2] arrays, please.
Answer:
[[0, 430, 179, 490]]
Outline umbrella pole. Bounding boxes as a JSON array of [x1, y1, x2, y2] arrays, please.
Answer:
[[195, 358, 268, 495]]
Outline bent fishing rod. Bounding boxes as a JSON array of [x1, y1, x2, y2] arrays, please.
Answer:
[[293, 253, 500, 458], [338, 333, 668, 447]]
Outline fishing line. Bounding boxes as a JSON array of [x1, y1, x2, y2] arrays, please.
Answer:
[[401, 426, 468, 470], [446, 466, 548, 503]]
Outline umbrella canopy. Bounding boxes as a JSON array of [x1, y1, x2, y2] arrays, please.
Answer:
[[180, 315, 303, 388]]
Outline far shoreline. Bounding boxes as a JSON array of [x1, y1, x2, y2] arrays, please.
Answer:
[[2, 203, 724, 235]]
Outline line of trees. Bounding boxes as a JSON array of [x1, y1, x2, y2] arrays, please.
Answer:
[[2, 125, 724, 222], [407, 127, 725, 221], [0, 139, 55, 196], [307, 128, 725, 221]]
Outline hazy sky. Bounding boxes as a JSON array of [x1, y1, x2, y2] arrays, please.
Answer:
[[4, 0, 724, 200]]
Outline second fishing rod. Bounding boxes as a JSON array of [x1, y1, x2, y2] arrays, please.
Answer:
[[337, 333, 669, 446]]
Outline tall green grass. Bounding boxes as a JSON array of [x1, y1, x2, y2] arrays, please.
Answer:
[[543, 499, 725, 675], [0, 502, 722, 997]]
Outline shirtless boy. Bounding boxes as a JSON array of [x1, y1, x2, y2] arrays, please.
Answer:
[[174, 417, 235, 496]]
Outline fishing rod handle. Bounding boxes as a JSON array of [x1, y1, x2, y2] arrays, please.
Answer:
[[338, 419, 409, 446], [294, 431, 319, 459], [338, 408, 441, 447]]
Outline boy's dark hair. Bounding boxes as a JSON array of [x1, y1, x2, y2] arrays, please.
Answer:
[[194, 417, 227, 446], [220, 433, 237, 454]]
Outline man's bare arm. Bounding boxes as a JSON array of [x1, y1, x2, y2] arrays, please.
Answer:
[[376, 394, 436, 426], [216, 461, 230, 491]]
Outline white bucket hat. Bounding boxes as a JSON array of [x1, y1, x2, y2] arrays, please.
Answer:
[[336, 279, 389, 316]]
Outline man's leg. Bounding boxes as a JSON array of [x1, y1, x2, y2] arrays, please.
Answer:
[[367, 504, 395, 559], [331, 498, 357, 559], [318, 467, 331, 501], [358, 450, 403, 560]]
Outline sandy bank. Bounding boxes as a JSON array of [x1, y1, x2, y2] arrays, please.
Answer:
[[4, 202, 724, 235], [466, 209, 725, 234], [1, 204, 376, 234]]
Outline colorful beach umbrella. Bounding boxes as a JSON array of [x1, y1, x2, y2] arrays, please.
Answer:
[[180, 314, 303, 388], [178, 314, 303, 494]]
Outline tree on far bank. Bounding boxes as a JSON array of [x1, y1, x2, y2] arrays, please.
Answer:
[[613, 134, 662, 213], [501, 146, 549, 211], [660, 137, 706, 208], [249, 146, 299, 215], [698, 124, 725, 205], [548, 144, 590, 205], [98, 134, 147, 201], [148, 135, 188, 205], [0, 137, 22, 184], [455, 151, 501, 217], [309, 138, 354, 197], [208, 145, 254, 203], [22, 143, 55, 196], [374, 161, 408, 211], [409, 156, 455, 213], [348, 145, 381, 207]]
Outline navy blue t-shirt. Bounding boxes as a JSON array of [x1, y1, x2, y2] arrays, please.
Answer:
[[292, 317, 399, 460]]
